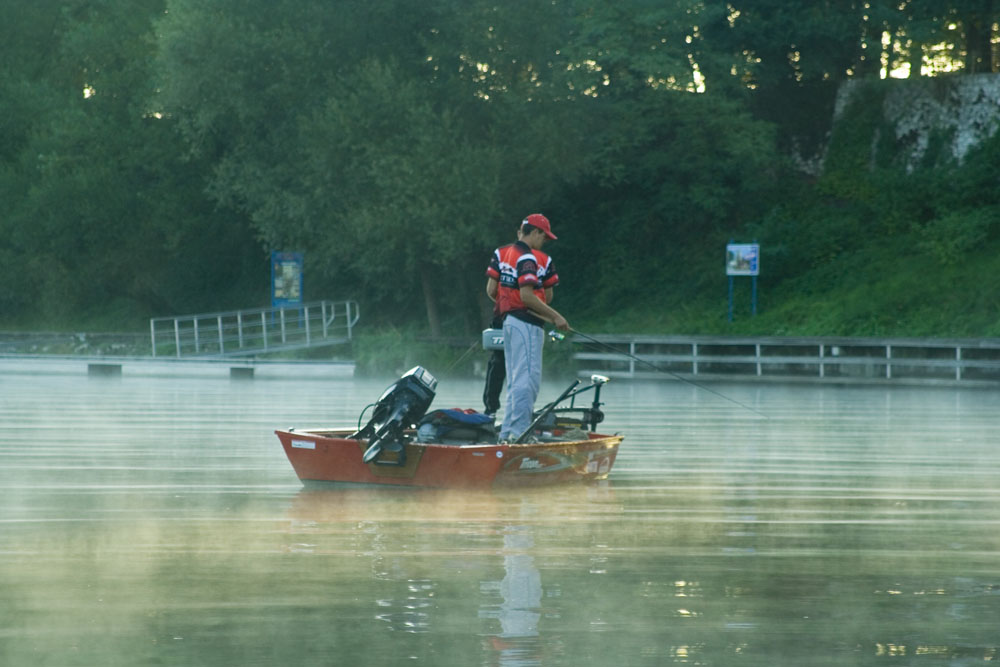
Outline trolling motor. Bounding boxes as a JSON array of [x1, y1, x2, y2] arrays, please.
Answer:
[[352, 366, 437, 465], [515, 373, 610, 443]]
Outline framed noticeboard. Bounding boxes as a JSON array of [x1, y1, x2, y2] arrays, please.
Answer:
[[726, 243, 759, 276], [271, 251, 304, 307]]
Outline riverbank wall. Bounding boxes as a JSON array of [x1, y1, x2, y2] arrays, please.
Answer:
[[0, 354, 355, 380]]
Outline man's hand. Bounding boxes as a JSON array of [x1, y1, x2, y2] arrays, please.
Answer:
[[553, 315, 569, 331]]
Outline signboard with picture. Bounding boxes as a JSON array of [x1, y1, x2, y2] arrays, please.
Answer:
[[271, 251, 304, 307], [726, 243, 759, 276]]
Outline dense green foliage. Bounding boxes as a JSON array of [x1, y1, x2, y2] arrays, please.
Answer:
[[1, 1, 999, 336]]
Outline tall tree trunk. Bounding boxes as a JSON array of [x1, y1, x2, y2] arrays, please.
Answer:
[[908, 39, 924, 78], [856, 9, 882, 78], [988, 0, 998, 72], [964, 4, 994, 73], [420, 266, 442, 339]]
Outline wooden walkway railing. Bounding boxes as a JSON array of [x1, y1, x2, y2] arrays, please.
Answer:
[[571, 334, 1000, 385]]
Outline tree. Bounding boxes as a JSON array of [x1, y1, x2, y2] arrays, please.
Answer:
[[0, 0, 260, 327], [951, 0, 998, 72], [155, 0, 592, 334]]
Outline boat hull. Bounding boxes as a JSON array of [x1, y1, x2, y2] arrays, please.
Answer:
[[275, 428, 622, 489]]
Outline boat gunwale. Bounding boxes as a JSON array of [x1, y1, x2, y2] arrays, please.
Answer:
[[276, 427, 623, 451]]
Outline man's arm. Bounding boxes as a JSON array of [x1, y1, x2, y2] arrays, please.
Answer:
[[520, 285, 569, 330], [486, 278, 498, 302]]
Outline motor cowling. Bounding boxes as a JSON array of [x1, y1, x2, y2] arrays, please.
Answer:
[[355, 366, 437, 465]]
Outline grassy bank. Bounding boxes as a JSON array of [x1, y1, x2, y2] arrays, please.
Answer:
[[580, 238, 1000, 338], [0, 331, 151, 356]]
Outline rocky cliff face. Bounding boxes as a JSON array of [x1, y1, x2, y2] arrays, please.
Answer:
[[835, 74, 1000, 172]]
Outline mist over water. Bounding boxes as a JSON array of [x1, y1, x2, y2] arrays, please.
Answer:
[[1, 372, 998, 666]]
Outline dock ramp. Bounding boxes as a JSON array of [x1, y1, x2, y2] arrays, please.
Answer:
[[150, 300, 358, 358]]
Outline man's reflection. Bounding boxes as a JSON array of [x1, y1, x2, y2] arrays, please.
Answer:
[[482, 525, 543, 666]]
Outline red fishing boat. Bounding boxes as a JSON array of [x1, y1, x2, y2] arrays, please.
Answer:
[[276, 366, 623, 489]]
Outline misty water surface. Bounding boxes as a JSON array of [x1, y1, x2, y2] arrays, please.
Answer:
[[1, 371, 998, 666]]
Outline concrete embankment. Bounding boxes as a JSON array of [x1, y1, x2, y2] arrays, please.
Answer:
[[0, 355, 355, 380]]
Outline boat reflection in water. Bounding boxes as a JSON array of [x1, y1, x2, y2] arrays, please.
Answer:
[[285, 483, 620, 664]]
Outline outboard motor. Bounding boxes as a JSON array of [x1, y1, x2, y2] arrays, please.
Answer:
[[353, 366, 437, 465]]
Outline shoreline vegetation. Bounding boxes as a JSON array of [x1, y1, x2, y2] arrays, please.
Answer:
[[3, 4, 1000, 351]]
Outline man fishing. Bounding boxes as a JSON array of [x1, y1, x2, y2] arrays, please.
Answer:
[[485, 214, 570, 443]]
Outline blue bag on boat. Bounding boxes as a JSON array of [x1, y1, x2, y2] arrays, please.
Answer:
[[416, 409, 496, 443]]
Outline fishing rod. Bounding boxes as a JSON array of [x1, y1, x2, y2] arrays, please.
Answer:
[[551, 328, 769, 419], [442, 339, 480, 373]]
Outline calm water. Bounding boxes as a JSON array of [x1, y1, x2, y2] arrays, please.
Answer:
[[1, 371, 998, 666]]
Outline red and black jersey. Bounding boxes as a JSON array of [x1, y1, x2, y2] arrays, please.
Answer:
[[486, 240, 558, 327]]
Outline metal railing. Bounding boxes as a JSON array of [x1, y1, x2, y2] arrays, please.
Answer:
[[150, 300, 359, 358], [572, 334, 1000, 385]]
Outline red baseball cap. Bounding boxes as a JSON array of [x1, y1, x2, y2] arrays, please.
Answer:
[[524, 213, 557, 240]]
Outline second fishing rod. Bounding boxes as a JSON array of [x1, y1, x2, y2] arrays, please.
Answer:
[[548, 328, 769, 419]]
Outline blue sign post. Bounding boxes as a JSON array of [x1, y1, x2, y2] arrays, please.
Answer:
[[271, 251, 304, 308], [726, 242, 759, 322]]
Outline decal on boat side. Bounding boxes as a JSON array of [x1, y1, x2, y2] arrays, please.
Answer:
[[291, 440, 316, 450], [502, 451, 576, 475]]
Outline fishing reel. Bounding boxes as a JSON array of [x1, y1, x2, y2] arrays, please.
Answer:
[[353, 366, 437, 465]]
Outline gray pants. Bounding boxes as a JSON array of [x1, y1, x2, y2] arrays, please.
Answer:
[[500, 316, 544, 440]]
